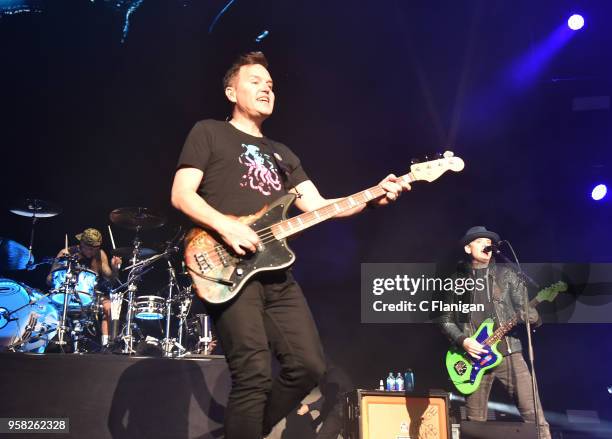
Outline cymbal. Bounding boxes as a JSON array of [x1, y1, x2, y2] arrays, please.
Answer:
[[112, 247, 157, 259], [9, 198, 62, 218], [0, 238, 34, 271], [109, 207, 166, 230]]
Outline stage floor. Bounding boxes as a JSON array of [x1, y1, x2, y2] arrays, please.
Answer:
[[0, 352, 230, 439]]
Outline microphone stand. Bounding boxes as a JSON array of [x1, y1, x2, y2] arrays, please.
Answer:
[[496, 241, 543, 439]]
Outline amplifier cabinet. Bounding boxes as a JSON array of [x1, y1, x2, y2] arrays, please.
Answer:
[[344, 389, 451, 439]]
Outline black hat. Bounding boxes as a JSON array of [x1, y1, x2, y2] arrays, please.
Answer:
[[460, 226, 501, 247]]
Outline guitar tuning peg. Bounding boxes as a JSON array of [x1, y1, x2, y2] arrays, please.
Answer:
[[436, 152, 444, 159], [424, 155, 429, 161], [410, 158, 420, 164]]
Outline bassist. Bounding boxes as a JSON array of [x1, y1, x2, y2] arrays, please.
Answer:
[[170, 51, 409, 439]]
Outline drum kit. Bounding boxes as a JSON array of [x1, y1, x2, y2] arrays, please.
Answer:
[[0, 199, 214, 357]]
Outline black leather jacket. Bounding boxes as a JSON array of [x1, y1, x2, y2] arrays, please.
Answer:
[[437, 260, 539, 355]]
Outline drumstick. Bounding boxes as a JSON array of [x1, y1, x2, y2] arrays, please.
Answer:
[[107, 225, 117, 250], [65, 233, 68, 253], [108, 224, 120, 269]]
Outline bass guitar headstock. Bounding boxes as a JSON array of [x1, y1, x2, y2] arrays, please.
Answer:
[[409, 151, 465, 183]]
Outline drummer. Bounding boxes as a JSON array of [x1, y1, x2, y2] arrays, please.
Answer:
[[47, 228, 122, 346]]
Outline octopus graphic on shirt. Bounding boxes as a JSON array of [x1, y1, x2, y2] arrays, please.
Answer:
[[239, 143, 282, 196]]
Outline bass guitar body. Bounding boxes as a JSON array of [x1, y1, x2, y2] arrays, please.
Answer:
[[184, 194, 296, 304], [445, 318, 503, 395]]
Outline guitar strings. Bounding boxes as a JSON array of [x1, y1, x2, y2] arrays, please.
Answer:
[[196, 174, 416, 268], [203, 206, 337, 265], [201, 189, 382, 267], [199, 202, 349, 268]]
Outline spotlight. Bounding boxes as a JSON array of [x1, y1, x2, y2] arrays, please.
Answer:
[[591, 184, 607, 201], [567, 14, 584, 31]]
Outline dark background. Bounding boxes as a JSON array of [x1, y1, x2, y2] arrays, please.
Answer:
[[1, 0, 611, 424]]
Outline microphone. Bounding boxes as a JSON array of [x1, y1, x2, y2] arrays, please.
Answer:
[[483, 244, 500, 254]]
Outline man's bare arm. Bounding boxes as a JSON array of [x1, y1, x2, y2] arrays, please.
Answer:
[[171, 167, 260, 255], [291, 174, 410, 216]]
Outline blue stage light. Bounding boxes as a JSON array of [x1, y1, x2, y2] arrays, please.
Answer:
[[568, 14, 585, 31], [591, 184, 607, 201], [255, 30, 269, 43]]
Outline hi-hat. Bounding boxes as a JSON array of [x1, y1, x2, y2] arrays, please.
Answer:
[[112, 247, 157, 259], [109, 207, 165, 231], [9, 198, 62, 218]]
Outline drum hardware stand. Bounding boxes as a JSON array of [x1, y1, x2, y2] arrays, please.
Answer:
[[7, 314, 55, 352], [197, 314, 213, 355], [26, 212, 38, 268], [2, 279, 55, 321], [121, 240, 185, 357], [163, 288, 192, 358], [6, 313, 38, 351], [121, 282, 138, 354], [6, 315, 56, 352], [175, 288, 192, 353], [2, 285, 57, 351], [109, 291, 122, 344], [106, 265, 153, 352], [71, 318, 84, 354], [121, 230, 145, 354], [184, 313, 213, 355], [55, 257, 83, 352], [122, 247, 172, 272], [0, 308, 18, 329], [164, 339, 187, 357], [161, 257, 187, 357]]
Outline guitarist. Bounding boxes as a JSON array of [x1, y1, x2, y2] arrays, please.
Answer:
[[438, 226, 551, 439], [171, 51, 410, 439]]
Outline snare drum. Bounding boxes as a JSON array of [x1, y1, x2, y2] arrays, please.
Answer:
[[134, 296, 165, 320], [0, 278, 58, 353], [50, 267, 97, 308]]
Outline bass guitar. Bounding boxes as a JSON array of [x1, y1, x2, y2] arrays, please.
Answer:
[[185, 152, 465, 304]]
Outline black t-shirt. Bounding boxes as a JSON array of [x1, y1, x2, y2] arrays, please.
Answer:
[[177, 120, 309, 216]]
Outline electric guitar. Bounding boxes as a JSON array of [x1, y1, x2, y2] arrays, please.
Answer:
[[184, 151, 465, 304], [445, 281, 567, 395]]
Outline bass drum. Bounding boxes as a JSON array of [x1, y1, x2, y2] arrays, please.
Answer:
[[0, 278, 57, 353]]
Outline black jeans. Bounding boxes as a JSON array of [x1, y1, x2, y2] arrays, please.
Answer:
[[316, 404, 343, 439], [466, 352, 551, 439], [209, 270, 326, 439]]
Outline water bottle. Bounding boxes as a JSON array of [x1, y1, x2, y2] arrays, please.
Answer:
[[395, 372, 404, 391], [385, 372, 396, 391], [404, 369, 415, 392]]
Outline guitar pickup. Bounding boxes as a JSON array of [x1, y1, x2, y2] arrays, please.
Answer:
[[195, 253, 213, 273], [215, 247, 229, 267], [479, 355, 492, 366]]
